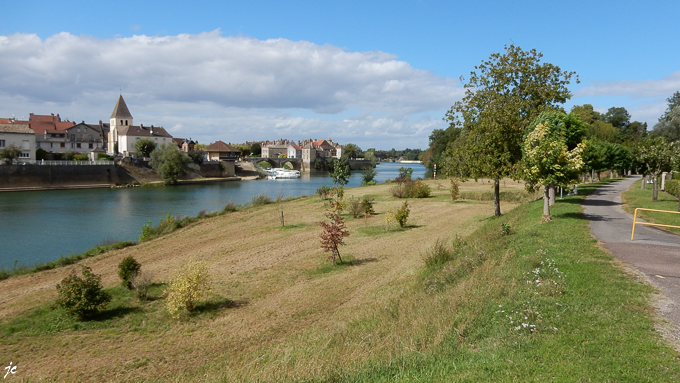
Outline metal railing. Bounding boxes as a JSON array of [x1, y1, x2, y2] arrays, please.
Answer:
[[13, 160, 115, 166], [631, 208, 680, 240]]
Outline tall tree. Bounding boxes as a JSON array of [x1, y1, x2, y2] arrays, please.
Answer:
[[636, 137, 676, 202], [134, 138, 156, 157], [604, 107, 631, 130], [0, 144, 22, 164], [653, 91, 680, 141], [444, 45, 577, 216], [150, 143, 191, 185], [522, 112, 585, 220], [342, 143, 362, 160]]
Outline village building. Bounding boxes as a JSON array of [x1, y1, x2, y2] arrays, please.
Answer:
[[107, 95, 173, 156], [287, 144, 302, 158], [173, 138, 196, 153], [0, 120, 35, 161], [204, 140, 240, 161]]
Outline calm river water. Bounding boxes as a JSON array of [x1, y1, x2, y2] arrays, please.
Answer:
[[0, 162, 425, 269]]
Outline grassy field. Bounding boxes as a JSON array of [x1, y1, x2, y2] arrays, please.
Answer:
[[622, 179, 680, 235], [1, 178, 679, 381]]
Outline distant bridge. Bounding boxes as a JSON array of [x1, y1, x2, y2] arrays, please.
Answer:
[[245, 157, 303, 171]]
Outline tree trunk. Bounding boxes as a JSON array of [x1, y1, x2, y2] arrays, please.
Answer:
[[653, 176, 659, 202], [493, 178, 501, 216], [641, 175, 645, 189], [543, 185, 551, 218], [548, 184, 556, 206]]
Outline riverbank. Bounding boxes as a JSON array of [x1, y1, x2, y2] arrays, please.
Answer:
[[2, 179, 680, 381]]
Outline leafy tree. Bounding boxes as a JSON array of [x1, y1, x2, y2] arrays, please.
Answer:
[[570, 104, 602, 125], [605, 107, 631, 130], [134, 138, 156, 157], [395, 201, 410, 227], [329, 159, 350, 187], [361, 167, 377, 185], [166, 258, 212, 317], [635, 136, 677, 201], [56, 266, 112, 320], [250, 142, 261, 156], [423, 126, 461, 172], [189, 150, 205, 165], [0, 144, 22, 164], [319, 200, 350, 266], [118, 256, 141, 290], [363, 149, 377, 166], [444, 45, 577, 216], [233, 144, 251, 158], [652, 91, 680, 141], [522, 112, 585, 220], [342, 143, 362, 160], [150, 143, 191, 185]]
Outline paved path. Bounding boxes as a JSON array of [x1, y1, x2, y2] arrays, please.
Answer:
[[584, 176, 680, 340]]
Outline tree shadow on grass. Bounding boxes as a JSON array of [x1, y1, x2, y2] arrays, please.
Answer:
[[193, 297, 248, 315], [344, 257, 379, 266], [90, 306, 144, 321]]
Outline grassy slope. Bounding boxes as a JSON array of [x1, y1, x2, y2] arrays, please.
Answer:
[[622, 179, 680, 235], [1, 179, 679, 381]]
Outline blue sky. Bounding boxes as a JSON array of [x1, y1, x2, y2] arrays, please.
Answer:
[[1, 0, 679, 150]]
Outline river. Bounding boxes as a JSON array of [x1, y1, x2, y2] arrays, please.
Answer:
[[0, 162, 425, 269]]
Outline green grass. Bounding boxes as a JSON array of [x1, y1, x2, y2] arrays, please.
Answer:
[[622, 179, 680, 234], [309, 180, 680, 382]]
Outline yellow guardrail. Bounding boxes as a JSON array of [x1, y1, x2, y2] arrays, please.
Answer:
[[631, 208, 680, 240]]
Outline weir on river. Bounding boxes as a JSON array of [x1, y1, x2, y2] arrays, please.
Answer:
[[0, 162, 425, 269]]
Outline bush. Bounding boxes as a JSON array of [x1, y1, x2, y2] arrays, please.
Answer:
[[348, 198, 363, 218], [395, 201, 410, 228], [166, 258, 212, 317], [257, 161, 272, 169], [149, 143, 191, 185], [390, 179, 431, 198], [450, 178, 460, 201], [97, 153, 114, 160], [56, 266, 112, 320], [666, 179, 679, 197], [223, 202, 239, 213], [500, 223, 512, 236], [251, 194, 272, 206], [317, 185, 333, 200], [131, 272, 153, 302], [118, 256, 141, 289], [73, 153, 88, 161], [361, 196, 375, 216]]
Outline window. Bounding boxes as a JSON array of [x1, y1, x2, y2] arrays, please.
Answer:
[[37, 142, 41, 148], [0, 140, 5, 147], [22, 140, 29, 150], [60, 143, 65, 148], [70, 134, 75, 142], [76, 143, 81, 148], [125, 120, 128, 126], [50, 143, 53, 148], [19, 152, 29, 158], [77, 128, 80, 132], [89, 143, 93, 149]]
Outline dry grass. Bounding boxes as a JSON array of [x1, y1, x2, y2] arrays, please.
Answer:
[[0, 178, 524, 381]]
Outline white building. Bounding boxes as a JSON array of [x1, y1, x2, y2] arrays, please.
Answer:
[[0, 121, 35, 161], [108, 95, 173, 156]]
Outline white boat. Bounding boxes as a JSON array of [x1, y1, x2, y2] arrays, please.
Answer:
[[266, 168, 301, 179]]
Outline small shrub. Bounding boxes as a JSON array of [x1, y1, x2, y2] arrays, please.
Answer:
[[500, 223, 512, 236], [131, 272, 153, 302], [223, 202, 239, 213], [361, 196, 375, 216], [348, 197, 364, 218], [198, 209, 207, 217], [319, 204, 350, 266], [450, 178, 460, 201], [384, 209, 397, 231], [166, 258, 212, 318], [389, 185, 408, 198], [56, 266, 112, 320], [73, 153, 88, 161], [138, 220, 155, 242], [118, 256, 141, 289], [391, 179, 430, 198], [317, 185, 333, 200], [251, 193, 272, 206], [395, 201, 410, 228], [424, 239, 454, 269]]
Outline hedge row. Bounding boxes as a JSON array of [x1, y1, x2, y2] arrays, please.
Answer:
[[666, 179, 679, 197]]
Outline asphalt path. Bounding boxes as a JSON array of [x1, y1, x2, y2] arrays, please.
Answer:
[[584, 176, 680, 340]]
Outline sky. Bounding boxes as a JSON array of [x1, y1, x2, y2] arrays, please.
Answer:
[[1, 0, 680, 151]]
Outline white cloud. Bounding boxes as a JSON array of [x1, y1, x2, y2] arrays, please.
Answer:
[[0, 30, 460, 149]]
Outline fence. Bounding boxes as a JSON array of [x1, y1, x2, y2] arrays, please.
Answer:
[[10, 160, 115, 166], [630, 208, 680, 240]]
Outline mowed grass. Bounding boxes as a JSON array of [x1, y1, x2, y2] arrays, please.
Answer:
[[1, 178, 679, 381], [622, 179, 680, 235]]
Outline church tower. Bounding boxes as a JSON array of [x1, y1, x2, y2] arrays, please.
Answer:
[[108, 95, 133, 153]]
